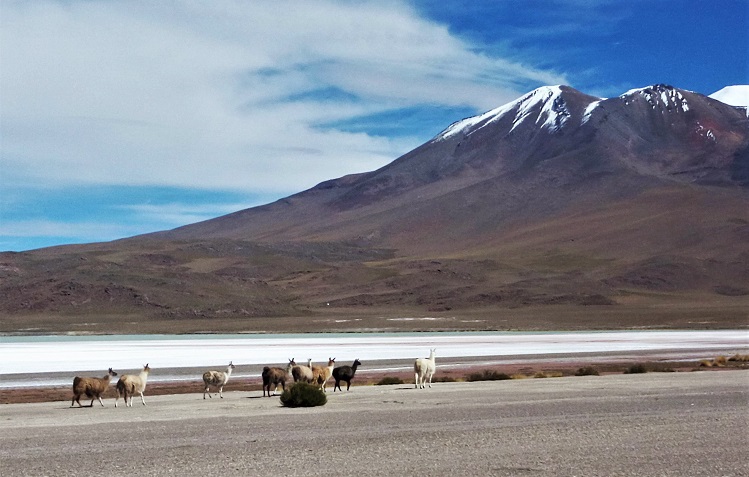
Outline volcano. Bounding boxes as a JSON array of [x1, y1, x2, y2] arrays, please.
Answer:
[[2, 84, 748, 333]]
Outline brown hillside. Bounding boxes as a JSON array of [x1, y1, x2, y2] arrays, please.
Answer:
[[1, 85, 747, 334]]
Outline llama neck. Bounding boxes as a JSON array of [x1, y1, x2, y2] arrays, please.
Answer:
[[225, 367, 233, 377]]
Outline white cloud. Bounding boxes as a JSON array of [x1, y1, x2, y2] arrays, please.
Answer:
[[0, 219, 147, 241], [0, 1, 567, 195], [118, 202, 266, 227]]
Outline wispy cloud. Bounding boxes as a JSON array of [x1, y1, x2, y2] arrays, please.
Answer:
[[0, 1, 567, 196], [118, 202, 261, 227], [0, 219, 147, 242]]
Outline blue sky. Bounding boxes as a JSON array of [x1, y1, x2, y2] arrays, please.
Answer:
[[1, 0, 747, 252]]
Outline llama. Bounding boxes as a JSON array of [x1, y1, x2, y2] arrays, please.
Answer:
[[115, 364, 151, 407], [262, 361, 292, 397], [202, 361, 235, 399], [311, 358, 335, 392], [414, 348, 436, 389], [71, 368, 118, 407], [332, 359, 361, 392], [290, 358, 314, 383]]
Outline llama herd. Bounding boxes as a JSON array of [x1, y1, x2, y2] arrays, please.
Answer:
[[70, 349, 436, 408]]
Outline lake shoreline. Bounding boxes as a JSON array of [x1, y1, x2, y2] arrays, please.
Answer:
[[3, 348, 747, 404]]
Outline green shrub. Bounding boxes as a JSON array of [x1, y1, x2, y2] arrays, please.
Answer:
[[280, 382, 326, 408], [624, 363, 647, 374], [376, 376, 404, 385], [575, 366, 599, 376], [465, 369, 511, 382]]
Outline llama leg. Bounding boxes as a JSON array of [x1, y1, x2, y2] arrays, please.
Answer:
[[140, 392, 146, 406], [346, 380, 351, 391], [98, 396, 105, 407], [219, 386, 224, 398], [414, 372, 419, 388]]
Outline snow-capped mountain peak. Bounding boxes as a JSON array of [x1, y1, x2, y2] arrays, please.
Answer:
[[435, 85, 588, 141], [620, 84, 692, 113], [709, 85, 749, 107], [709, 85, 749, 116]]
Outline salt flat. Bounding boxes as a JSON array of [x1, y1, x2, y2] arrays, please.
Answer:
[[1, 371, 747, 476]]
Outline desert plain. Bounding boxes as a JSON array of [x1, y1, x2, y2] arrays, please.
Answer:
[[1, 369, 747, 477]]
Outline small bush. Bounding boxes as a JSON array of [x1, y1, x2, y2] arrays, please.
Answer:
[[575, 366, 599, 376], [465, 370, 511, 382], [280, 382, 326, 408], [625, 364, 647, 374], [376, 376, 404, 386], [433, 376, 457, 383], [728, 354, 749, 362]]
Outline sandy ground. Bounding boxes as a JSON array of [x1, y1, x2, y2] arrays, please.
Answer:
[[1, 371, 747, 476]]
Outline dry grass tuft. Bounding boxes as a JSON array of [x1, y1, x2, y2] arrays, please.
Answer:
[[465, 370, 511, 382], [701, 355, 731, 367], [575, 366, 600, 376]]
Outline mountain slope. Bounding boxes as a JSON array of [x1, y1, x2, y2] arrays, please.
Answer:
[[158, 84, 748, 252], [1, 84, 747, 333]]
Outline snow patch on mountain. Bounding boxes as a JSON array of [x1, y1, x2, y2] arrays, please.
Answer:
[[435, 86, 581, 141], [621, 84, 692, 113], [436, 104, 513, 141], [512, 86, 570, 133], [581, 100, 603, 126]]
